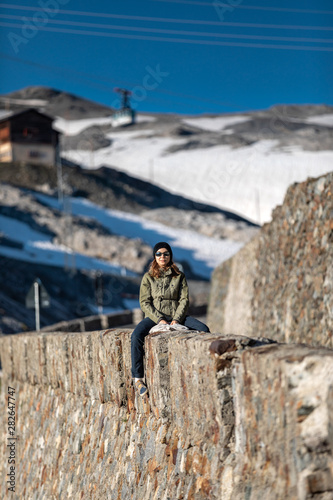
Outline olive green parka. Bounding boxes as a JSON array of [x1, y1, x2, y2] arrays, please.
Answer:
[[139, 268, 189, 324]]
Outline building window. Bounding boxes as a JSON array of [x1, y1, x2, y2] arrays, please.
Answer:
[[29, 150, 46, 158]]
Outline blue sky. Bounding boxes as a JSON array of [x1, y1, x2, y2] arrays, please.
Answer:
[[0, 0, 332, 114]]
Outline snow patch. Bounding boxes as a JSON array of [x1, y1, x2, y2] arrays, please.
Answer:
[[54, 114, 156, 135], [62, 134, 333, 224], [136, 114, 156, 123], [182, 115, 250, 132], [54, 116, 113, 135], [306, 114, 333, 127]]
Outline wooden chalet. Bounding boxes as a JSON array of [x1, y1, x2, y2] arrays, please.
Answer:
[[0, 108, 60, 166]]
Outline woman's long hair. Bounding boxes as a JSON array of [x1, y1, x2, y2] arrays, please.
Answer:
[[148, 259, 181, 278]]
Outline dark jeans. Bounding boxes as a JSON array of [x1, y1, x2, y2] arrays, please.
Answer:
[[131, 316, 210, 378]]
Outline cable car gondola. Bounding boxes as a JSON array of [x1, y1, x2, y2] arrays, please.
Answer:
[[111, 88, 136, 128]]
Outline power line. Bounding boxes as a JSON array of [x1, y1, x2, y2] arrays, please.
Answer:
[[0, 50, 121, 93], [2, 21, 333, 51], [148, 0, 333, 15], [2, 14, 332, 44], [0, 4, 332, 31], [0, 52, 239, 109]]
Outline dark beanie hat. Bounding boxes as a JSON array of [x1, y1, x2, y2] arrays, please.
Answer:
[[153, 241, 173, 260]]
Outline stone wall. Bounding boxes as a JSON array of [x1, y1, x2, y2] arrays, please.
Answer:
[[1, 328, 333, 499], [208, 172, 333, 348], [39, 309, 142, 333], [38, 304, 206, 334]]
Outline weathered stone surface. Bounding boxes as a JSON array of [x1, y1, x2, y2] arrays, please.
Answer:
[[208, 237, 258, 337], [0, 329, 332, 499], [207, 257, 233, 332], [232, 344, 333, 500], [208, 172, 333, 348]]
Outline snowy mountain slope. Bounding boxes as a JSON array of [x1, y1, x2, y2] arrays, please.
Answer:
[[35, 193, 243, 279], [0, 183, 242, 281], [0, 156, 256, 225], [61, 133, 333, 225], [0, 183, 155, 274], [54, 105, 333, 224], [0, 212, 137, 276]]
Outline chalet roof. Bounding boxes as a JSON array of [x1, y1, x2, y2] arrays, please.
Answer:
[[0, 108, 55, 124]]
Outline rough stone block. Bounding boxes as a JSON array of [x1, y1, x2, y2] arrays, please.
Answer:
[[66, 331, 96, 398], [208, 172, 333, 349], [10, 333, 28, 383], [24, 333, 47, 385], [44, 331, 70, 391], [233, 343, 333, 499], [0, 335, 13, 383], [92, 329, 126, 405], [118, 329, 136, 411], [169, 332, 223, 446], [208, 237, 258, 335], [145, 330, 177, 420]]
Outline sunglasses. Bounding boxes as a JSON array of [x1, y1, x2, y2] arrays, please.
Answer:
[[155, 251, 170, 257]]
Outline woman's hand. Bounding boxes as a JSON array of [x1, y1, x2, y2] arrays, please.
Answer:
[[171, 320, 179, 325], [159, 319, 168, 325]]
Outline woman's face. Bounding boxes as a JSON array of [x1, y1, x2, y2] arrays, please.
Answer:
[[155, 247, 171, 268]]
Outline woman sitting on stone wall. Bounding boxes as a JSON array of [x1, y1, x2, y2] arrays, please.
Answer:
[[131, 241, 210, 397]]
